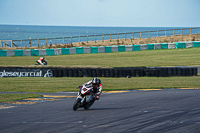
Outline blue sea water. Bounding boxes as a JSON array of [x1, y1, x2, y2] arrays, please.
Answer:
[[0, 25, 198, 47]]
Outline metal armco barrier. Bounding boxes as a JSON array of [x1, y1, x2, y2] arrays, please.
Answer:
[[1, 66, 196, 78]]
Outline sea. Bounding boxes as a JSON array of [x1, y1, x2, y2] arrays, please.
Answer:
[[0, 25, 198, 47]]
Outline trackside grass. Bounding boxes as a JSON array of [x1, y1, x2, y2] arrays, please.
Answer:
[[0, 77, 200, 93], [0, 93, 42, 103], [0, 47, 200, 67]]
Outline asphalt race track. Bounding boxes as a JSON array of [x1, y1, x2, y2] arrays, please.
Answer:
[[0, 89, 200, 133]]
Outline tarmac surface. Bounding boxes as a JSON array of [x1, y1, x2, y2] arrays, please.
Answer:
[[0, 88, 200, 133]]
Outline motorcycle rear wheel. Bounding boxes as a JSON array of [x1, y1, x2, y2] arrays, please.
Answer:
[[73, 98, 81, 111]]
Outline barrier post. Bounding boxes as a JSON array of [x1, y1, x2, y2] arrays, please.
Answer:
[[110, 34, 111, 42], [117, 33, 119, 41], [29, 39, 31, 47], [102, 34, 104, 42], [148, 31, 150, 38], [132, 32, 134, 40], [87, 35, 88, 43], [157, 30, 158, 37], [11, 40, 13, 47], [95, 35, 96, 43]]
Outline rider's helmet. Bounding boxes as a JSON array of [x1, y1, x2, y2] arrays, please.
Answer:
[[40, 57, 45, 60], [92, 77, 99, 87]]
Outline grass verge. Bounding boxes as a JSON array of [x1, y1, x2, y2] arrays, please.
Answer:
[[0, 47, 200, 67], [0, 93, 42, 103], [0, 77, 200, 93]]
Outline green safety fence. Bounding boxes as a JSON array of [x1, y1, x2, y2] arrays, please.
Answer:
[[161, 43, 168, 49], [176, 42, 185, 48], [76, 47, 84, 54], [193, 41, 200, 47], [14, 50, 23, 56], [133, 45, 140, 51], [62, 48, 69, 55], [46, 49, 55, 55], [118, 45, 125, 52], [31, 49, 39, 56], [105, 46, 112, 53], [91, 47, 98, 53], [147, 44, 154, 50], [0, 50, 7, 57]]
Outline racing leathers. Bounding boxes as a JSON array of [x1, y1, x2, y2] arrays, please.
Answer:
[[36, 57, 46, 65], [84, 79, 102, 100]]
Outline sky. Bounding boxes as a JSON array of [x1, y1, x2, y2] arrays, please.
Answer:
[[0, 0, 200, 27]]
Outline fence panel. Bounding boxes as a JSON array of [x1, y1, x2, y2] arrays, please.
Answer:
[[46, 49, 55, 55], [98, 46, 105, 53], [176, 42, 185, 48], [105, 46, 112, 53], [161, 43, 168, 49], [31, 49, 39, 56], [62, 48, 69, 55], [91, 47, 98, 53], [0, 50, 7, 57], [14, 50, 23, 56], [125, 45, 133, 51], [7, 50, 15, 57], [39, 49, 46, 56], [154, 43, 161, 49], [111, 46, 118, 52], [133, 45, 140, 51], [147, 44, 154, 50], [193, 41, 200, 47], [83, 47, 91, 54], [54, 48, 62, 55], [23, 49, 31, 56]]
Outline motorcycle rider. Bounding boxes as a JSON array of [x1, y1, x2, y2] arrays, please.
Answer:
[[36, 57, 47, 65], [84, 77, 102, 100]]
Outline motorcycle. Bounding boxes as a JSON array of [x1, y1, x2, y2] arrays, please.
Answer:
[[35, 60, 47, 65], [73, 85, 96, 111]]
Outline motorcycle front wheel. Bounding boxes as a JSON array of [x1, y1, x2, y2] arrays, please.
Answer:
[[73, 98, 81, 111], [84, 100, 95, 110]]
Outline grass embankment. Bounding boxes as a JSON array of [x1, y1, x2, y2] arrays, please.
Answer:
[[0, 47, 200, 102]]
